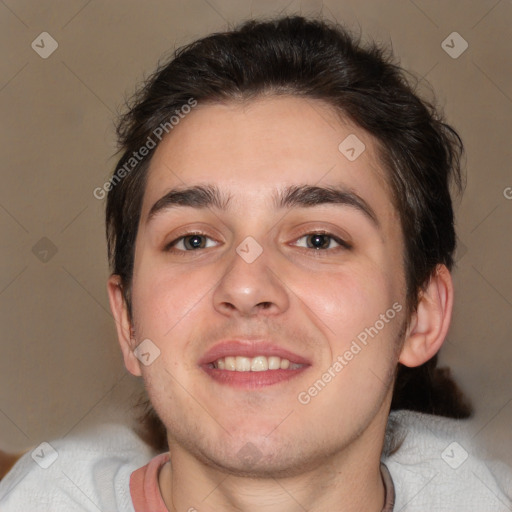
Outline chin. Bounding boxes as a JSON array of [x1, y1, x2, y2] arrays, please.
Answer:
[[183, 432, 334, 479], [202, 448, 317, 479]]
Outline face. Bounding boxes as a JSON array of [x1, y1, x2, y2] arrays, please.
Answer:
[[120, 96, 409, 476]]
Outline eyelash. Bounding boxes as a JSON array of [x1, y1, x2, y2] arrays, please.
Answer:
[[165, 230, 352, 255]]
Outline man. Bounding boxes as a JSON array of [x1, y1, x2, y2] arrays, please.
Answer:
[[1, 15, 511, 512]]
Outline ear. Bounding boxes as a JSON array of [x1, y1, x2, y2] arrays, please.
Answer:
[[399, 264, 454, 367], [107, 275, 142, 377]]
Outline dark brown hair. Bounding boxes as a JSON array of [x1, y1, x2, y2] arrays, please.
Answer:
[[107, 15, 472, 452]]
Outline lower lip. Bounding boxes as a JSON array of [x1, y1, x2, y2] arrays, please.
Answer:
[[202, 366, 308, 388]]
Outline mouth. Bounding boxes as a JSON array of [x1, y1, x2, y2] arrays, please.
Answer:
[[199, 341, 310, 389], [209, 355, 304, 371]]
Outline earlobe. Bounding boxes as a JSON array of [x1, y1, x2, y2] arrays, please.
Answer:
[[398, 264, 454, 368], [106, 275, 142, 377]]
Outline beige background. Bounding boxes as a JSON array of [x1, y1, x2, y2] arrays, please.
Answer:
[[1, 0, 511, 467]]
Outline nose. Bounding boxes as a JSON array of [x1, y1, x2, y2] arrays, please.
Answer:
[[212, 239, 290, 318]]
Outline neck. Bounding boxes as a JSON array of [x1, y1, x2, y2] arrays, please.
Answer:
[[159, 413, 389, 512]]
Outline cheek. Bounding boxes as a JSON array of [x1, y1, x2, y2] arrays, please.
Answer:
[[132, 262, 209, 338], [296, 262, 398, 344], [300, 277, 402, 421]]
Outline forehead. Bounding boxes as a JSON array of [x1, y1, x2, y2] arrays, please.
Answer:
[[140, 96, 397, 227]]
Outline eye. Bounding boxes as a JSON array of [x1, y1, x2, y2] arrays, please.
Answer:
[[293, 231, 351, 251], [166, 232, 219, 252]]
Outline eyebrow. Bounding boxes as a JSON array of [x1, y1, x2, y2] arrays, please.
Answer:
[[146, 183, 379, 228]]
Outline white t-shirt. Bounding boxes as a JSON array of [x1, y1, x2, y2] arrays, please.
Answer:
[[0, 410, 510, 511]]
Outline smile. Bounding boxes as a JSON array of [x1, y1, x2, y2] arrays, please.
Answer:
[[210, 355, 304, 371], [200, 340, 310, 388]]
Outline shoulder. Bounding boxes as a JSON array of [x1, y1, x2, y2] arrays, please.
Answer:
[[383, 410, 512, 511], [0, 422, 157, 512]]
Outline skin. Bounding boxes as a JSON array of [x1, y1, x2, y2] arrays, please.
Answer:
[[108, 96, 453, 512]]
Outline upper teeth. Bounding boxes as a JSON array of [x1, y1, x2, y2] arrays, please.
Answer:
[[213, 355, 302, 371]]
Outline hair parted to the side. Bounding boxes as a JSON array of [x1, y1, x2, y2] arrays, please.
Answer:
[[107, 15, 472, 453]]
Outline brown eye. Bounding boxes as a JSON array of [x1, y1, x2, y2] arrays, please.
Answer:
[[294, 232, 351, 251], [166, 233, 218, 252], [306, 233, 333, 249]]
